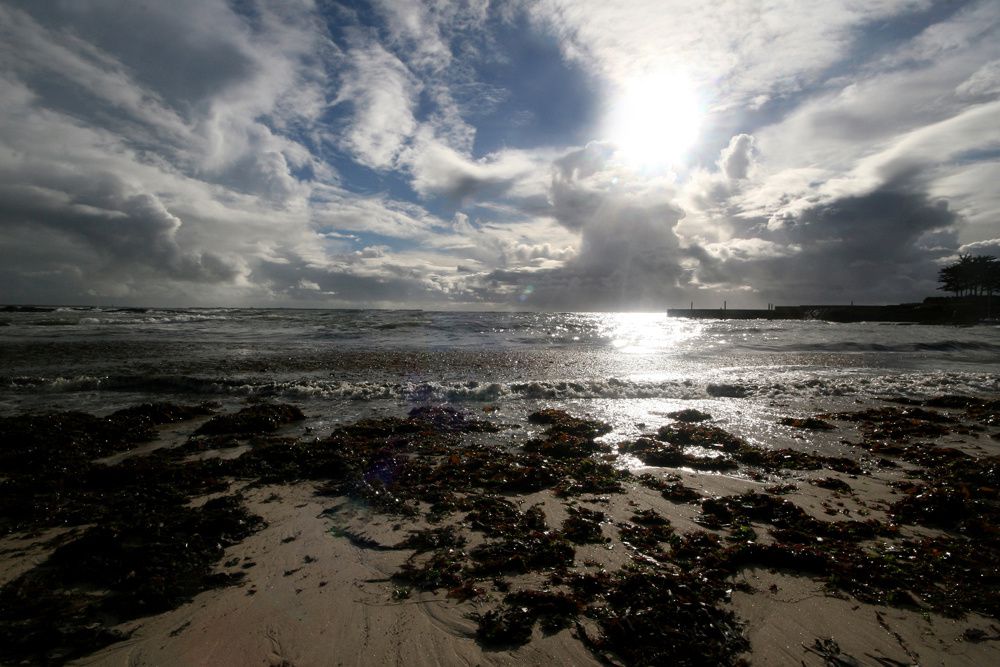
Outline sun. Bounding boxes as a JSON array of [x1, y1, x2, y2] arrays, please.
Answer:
[[605, 71, 703, 169]]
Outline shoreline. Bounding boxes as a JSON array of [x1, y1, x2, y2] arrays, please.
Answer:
[[1, 395, 999, 665]]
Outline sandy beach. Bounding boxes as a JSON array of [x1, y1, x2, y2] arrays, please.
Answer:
[[1, 394, 998, 666], [4, 0, 1000, 660]]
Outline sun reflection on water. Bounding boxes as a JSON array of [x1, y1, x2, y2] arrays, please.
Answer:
[[595, 312, 703, 354]]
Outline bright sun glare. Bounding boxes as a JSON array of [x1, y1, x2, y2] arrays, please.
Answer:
[[606, 71, 703, 169]]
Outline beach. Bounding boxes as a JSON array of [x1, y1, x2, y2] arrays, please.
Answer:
[[1, 309, 999, 664]]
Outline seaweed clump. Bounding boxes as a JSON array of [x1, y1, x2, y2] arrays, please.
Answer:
[[524, 409, 613, 458], [0, 494, 262, 664], [618, 509, 675, 554], [465, 496, 547, 537], [821, 406, 955, 441], [621, 422, 862, 475], [408, 405, 502, 432], [780, 417, 835, 430], [527, 409, 613, 439], [667, 408, 713, 423], [638, 473, 702, 503], [0, 403, 213, 476], [0, 405, 226, 535], [475, 589, 584, 646], [469, 531, 575, 576], [583, 569, 749, 666], [681, 483, 1000, 620], [561, 506, 607, 544], [619, 437, 737, 471], [194, 403, 305, 436]]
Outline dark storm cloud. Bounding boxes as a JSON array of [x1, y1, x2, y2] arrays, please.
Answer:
[[0, 180, 241, 283], [5, 0, 257, 108], [696, 180, 960, 304], [0, 0, 333, 304], [250, 253, 476, 307]]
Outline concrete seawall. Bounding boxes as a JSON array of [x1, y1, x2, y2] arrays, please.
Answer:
[[668, 299, 986, 324]]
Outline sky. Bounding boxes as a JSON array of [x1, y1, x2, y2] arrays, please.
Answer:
[[0, 0, 998, 310]]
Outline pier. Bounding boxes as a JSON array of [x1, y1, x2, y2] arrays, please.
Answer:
[[668, 297, 987, 324]]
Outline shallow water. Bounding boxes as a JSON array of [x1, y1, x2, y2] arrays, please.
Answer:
[[2, 308, 998, 453]]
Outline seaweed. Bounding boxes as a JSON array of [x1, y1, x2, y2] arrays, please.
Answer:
[[698, 492, 883, 543], [810, 477, 853, 493], [396, 549, 467, 591], [733, 446, 862, 475], [466, 496, 547, 537], [527, 409, 613, 439], [7, 398, 999, 666], [396, 525, 467, 552], [0, 403, 209, 476], [588, 568, 749, 666], [0, 494, 262, 664], [505, 589, 584, 633], [618, 512, 674, 551], [552, 458, 631, 497], [474, 589, 584, 645], [623, 423, 862, 474], [408, 405, 501, 433], [656, 423, 746, 451], [474, 607, 536, 647], [780, 417, 836, 430], [619, 437, 737, 470], [667, 409, 713, 423], [523, 432, 611, 458], [227, 437, 348, 484], [561, 506, 607, 544], [194, 403, 305, 436], [822, 407, 954, 441], [638, 473, 702, 503], [469, 532, 575, 575]]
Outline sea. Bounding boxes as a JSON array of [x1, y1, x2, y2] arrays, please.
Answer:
[[2, 307, 999, 455]]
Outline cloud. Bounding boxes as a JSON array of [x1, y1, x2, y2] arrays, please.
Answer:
[[691, 180, 959, 303], [529, 0, 934, 108], [958, 238, 1000, 257], [718, 134, 756, 180], [0, 1, 342, 304], [331, 41, 420, 170], [310, 186, 443, 240], [0, 0, 997, 309], [471, 142, 692, 310], [930, 161, 1000, 231], [402, 130, 546, 201], [371, 0, 453, 71], [371, 0, 490, 72], [956, 59, 1000, 99]]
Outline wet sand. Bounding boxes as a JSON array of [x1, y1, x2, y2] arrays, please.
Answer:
[[1, 397, 999, 665]]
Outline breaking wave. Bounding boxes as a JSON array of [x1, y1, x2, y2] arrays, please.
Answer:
[[5, 371, 997, 403]]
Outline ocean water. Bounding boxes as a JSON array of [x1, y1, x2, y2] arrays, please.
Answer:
[[2, 308, 999, 454]]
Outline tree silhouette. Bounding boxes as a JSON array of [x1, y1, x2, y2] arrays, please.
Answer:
[[938, 254, 999, 297]]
